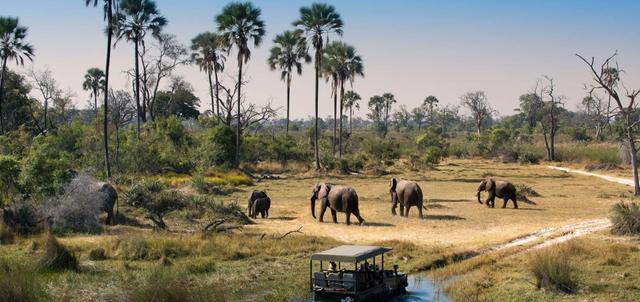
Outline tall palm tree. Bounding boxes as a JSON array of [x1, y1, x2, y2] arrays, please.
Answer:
[[294, 3, 343, 169], [267, 29, 310, 135], [323, 41, 363, 158], [85, 0, 115, 180], [343, 90, 360, 134], [322, 52, 339, 154], [382, 92, 396, 137], [191, 32, 226, 123], [82, 67, 106, 116], [114, 0, 166, 138], [0, 17, 34, 135], [216, 2, 266, 168]]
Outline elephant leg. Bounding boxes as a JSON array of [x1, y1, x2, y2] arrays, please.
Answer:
[[106, 211, 114, 225], [346, 212, 352, 225], [399, 204, 405, 217], [261, 210, 265, 218], [405, 205, 411, 217], [512, 196, 519, 209], [486, 192, 495, 208], [266, 209, 269, 218], [353, 209, 365, 225], [502, 197, 508, 208], [391, 200, 398, 216], [418, 205, 424, 219], [319, 200, 328, 222], [330, 209, 338, 223]]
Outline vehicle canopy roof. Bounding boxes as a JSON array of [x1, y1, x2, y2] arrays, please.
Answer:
[[311, 245, 392, 262]]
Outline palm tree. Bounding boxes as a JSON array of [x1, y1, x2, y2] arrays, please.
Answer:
[[0, 17, 34, 135], [267, 29, 310, 135], [82, 68, 106, 116], [322, 41, 363, 158], [216, 2, 266, 168], [382, 92, 396, 137], [322, 51, 339, 154], [191, 32, 226, 123], [114, 0, 166, 138], [343, 90, 360, 134], [294, 3, 343, 169], [86, 0, 115, 179], [423, 95, 439, 125]]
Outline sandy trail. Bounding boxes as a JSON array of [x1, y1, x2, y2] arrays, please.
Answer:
[[546, 165, 634, 186]]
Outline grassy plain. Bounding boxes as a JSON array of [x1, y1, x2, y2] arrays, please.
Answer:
[[0, 158, 634, 301]]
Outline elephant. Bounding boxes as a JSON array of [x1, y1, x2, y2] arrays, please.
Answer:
[[251, 197, 271, 219], [477, 179, 518, 209], [248, 190, 268, 217], [97, 183, 118, 225], [390, 178, 426, 218], [310, 183, 365, 225]]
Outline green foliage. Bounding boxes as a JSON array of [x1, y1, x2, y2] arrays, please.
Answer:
[[555, 143, 621, 167], [199, 125, 237, 169], [1, 201, 39, 235], [365, 138, 400, 165], [421, 146, 444, 166], [566, 127, 592, 142], [38, 234, 78, 272], [0, 222, 15, 245], [124, 180, 187, 229], [0, 155, 21, 204], [88, 247, 108, 261], [529, 247, 577, 293], [611, 201, 640, 235], [191, 174, 227, 195], [20, 135, 74, 198], [124, 267, 225, 302]]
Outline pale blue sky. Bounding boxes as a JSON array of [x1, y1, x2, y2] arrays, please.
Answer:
[[2, 0, 639, 118]]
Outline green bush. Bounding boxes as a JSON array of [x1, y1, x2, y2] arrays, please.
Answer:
[[199, 125, 237, 169], [124, 180, 187, 229], [88, 247, 108, 261], [365, 138, 400, 165], [555, 143, 621, 166], [0, 155, 21, 204], [611, 202, 640, 235], [529, 247, 577, 293], [20, 136, 74, 198], [420, 146, 444, 166]]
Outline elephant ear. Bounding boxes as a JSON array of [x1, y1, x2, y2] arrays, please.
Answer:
[[485, 179, 495, 191], [323, 183, 332, 195]]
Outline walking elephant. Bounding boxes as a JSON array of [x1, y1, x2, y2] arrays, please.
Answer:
[[477, 179, 518, 209], [390, 178, 426, 218], [248, 190, 268, 217], [251, 197, 271, 219], [310, 183, 365, 225], [98, 183, 118, 225]]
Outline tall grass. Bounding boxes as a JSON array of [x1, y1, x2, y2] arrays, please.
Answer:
[[529, 247, 577, 293], [611, 201, 640, 235], [37, 234, 78, 271], [0, 221, 15, 245], [124, 267, 225, 302], [555, 143, 622, 167], [0, 257, 46, 302]]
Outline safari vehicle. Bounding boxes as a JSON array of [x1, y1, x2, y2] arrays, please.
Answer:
[[309, 245, 408, 301]]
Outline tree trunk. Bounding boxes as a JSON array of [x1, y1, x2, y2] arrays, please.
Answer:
[[286, 74, 291, 135], [314, 50, 320, 170], [349, 106, 353, 134], [476, 119, 481, 137], [0, 57, 7, 135], [333, 80, 337, 155], [628, 133, 640, 195], [339, 79, 344, 159], [207, 68, 215, 120], [103, 0, 113, 179], [134, 39, 141, 140], [93, 88, 99, 116], [44, 99, 48, 131], [214, 65, 221, 124], [236, 58, 243, 168]]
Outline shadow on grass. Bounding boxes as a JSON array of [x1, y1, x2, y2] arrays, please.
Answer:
[[427, 203, 449, 209], [429, 198, 473, 203], [269, 216, 297, 221], [363, 221, 395, 227], [425, 214, 466, 220], [514, 208, 546, 211]]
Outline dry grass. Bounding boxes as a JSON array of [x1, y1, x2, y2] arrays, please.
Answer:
[[37, 233, 78, 272]]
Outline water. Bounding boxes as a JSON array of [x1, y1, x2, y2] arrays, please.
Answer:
[[389, 275, 452, 302]]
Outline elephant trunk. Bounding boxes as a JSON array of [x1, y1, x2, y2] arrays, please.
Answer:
[[311, 197, 317, 219], [477, 190, 482, 204]]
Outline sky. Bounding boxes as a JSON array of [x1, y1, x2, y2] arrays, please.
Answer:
[[2, 0, 640, 119]]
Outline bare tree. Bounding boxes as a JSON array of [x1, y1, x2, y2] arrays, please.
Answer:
[[581, 89, 611, 140], [108, 89, 135, 167], [577, 52, 640, 195], [52, 88, 75, 125], [29, 68, 60, 131], [536, 76, 564, 161], [460, 90, 494, 136]]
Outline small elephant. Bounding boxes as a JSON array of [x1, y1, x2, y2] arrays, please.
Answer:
[[477, 179, 518, 209], [310, 183, 365, 225], [390, 178, 426, 218], [248, 190, 268, 217], [98, 183, 118, 225], [251, 197, 271, 219]]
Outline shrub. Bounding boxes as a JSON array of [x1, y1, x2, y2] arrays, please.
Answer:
[[38, 233, 78, 272], [0, 257, 46, 302], [611, 201, 640, 235], [88, 248, 107, 261], [365, 138, 400, 165], [124, 180, 187, 229], [0, 222, 15, 245], [20, 136, 74, 198], [529, 247, 577, 293], [124, 267, 225, 302], [518, 150, 542, 164], [40, 173, 105, 233], [420, 146, 444, 166], [191, 174, 227, 195], [2, 201, 39, 235], [199, 125, 237, 169], [0, 155, 21, 204]]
